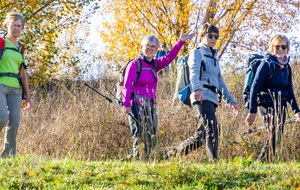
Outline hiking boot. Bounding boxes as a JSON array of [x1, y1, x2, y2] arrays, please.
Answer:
[[164, 149, 177, 160], [120, 154, 132, 161]]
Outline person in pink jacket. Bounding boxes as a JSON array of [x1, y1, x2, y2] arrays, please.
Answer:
[[122, 30, 195, 160]]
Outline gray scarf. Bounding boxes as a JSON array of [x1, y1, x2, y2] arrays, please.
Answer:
[[277, 55, 288, 65]]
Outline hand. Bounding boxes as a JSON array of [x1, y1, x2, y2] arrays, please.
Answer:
[[245, 113, 256, 126], [295, 112, 300, 123], [179, 29, 196, 42], [194, 90, 203, 101], [123, 107, 132, 115], [24, 97, 31, 110], [230, 103, 239, 117]]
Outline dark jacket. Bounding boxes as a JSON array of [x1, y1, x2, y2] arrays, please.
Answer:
[[249, 53, 300, 114]]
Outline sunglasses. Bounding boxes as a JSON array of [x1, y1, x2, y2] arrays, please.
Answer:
[[274, 45, 288, 50], [205, 33, 219, 40]]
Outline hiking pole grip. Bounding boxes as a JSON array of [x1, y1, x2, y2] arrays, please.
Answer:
[[286, 118, 296, 124], [243, 126, 265, 135]]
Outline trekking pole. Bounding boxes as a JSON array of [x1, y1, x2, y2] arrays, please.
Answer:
[[243, 117, 297, 135], [102, 84, 118, 101], [102, 84, 122, 105], [85, 83, 122, 110], [84, 83, 147, 129]]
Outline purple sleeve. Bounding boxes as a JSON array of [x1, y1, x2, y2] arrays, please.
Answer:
[[154, 40, 185, 71], [122, 60, 137, 107]]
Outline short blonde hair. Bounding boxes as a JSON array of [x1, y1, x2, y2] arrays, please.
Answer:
[[3, 12, 25, 30], [268, 34, 290, 54]]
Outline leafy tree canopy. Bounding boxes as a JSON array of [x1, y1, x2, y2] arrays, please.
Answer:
[[0, 0, 98, 84], [100, 0, 300, 71]]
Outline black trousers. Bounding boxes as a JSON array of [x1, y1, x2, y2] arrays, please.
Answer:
[[128, 102, 158, 159], [258, 101, 287, 162], [176, 100, 218, 161]]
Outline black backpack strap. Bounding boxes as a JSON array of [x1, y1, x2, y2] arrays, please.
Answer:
[[199, 60, 206, 80], [0, 73, 21, 80], [134, 58, 142, 84], [153, 60, 157, 71], [265, 59, 275, 80], [19, 42, 27, 69], [204, 54, 217, 66], [137, 59, 158, 83], [152, 60, 157, 82]]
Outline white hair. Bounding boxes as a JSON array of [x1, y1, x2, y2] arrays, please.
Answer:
[[141, 35, 159, 48]]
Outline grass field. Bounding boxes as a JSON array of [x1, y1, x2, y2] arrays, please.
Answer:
[[0, 61, 300, 189], [1, 154, 300, 189]]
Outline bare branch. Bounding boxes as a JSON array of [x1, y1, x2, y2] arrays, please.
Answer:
[[31, 0, 56, 16], [218, 0, 258, 59], [129, 0, 165, 40]]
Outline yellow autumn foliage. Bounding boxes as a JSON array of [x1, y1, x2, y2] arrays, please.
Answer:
[[0, 0, 97, 85], [100, 0, 300, 71]]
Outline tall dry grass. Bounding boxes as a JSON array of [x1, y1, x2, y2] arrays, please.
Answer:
[[1, 62, 299, 162]]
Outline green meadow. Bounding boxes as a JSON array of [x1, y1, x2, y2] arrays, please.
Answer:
[[1, 154, 300, 189]]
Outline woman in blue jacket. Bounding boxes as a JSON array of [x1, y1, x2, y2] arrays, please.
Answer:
[[245, 34, 300, 162]]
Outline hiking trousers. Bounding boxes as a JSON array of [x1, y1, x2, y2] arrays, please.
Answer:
[[258, 102, 287, 162], [176, 100, 218, 161], [0, 84, 21, 157], [128, 101, 158, 160]]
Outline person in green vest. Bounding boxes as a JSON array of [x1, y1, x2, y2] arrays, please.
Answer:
[[0, 12, 31, 157]]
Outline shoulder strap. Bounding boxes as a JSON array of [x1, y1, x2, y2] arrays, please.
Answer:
[[196, 47, 207, 80], [0, 38, 5, 60], [135, 59, 158, 83], [19, 42, 25, 56], [267, 59, 275, 80], [153, 60, 157, 71], [204, 54, 217, 66], [287, 63, 291, 77], [134, 58, 142, 84]]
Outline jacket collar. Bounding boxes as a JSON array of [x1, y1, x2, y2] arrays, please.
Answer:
[[198, 43, 218, 57], [264, 53, 290, 68]]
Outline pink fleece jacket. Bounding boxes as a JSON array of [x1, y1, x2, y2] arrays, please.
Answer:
[[122, 40, 185, 107]]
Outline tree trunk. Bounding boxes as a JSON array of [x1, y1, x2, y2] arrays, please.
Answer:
[[203, 0, 217, 23]]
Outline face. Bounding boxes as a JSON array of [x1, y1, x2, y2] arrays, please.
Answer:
[[7, 19, 23, 38], [141, 41, 158, 60], [273, 40, 288, 60], [201, 32, 219, 48]]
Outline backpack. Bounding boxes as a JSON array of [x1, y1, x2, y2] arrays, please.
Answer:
[[242, 54, 275, 109], [0, 37, 26, 99], [174, 48, 208, 107], [0, 38, 25, 66], [116, 58, 157, 105]]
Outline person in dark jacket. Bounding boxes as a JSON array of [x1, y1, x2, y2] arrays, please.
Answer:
[[245, 34, 300, 162], [155, 42, 170, 77]]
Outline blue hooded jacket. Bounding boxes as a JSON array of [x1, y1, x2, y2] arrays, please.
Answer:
[[249, 53, 299, 114]]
